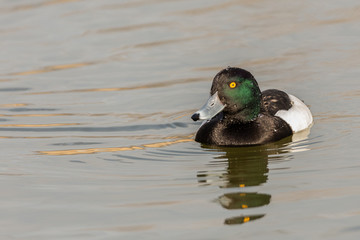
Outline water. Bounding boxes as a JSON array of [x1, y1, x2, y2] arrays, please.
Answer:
[[1, 0, 360, 239]]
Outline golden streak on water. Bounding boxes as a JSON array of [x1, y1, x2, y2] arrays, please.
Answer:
[[0, 123, 81, 127], [0, 134, 194, 140], [0, 78, 16, 82], [0, 113, 75, 118], [172, 112, 193, 120], [172, 1, 239, 15], [101, 0, 170, 10], [0, 173, 27, 176], [38, 138, 194, 156], [2, 0, 80, 13], [0, 103, 28, 108], [27, 77, 206, 95], [88, 22, 168, 35], [0, 136, 60, 139], [9, 62, 95, 76]]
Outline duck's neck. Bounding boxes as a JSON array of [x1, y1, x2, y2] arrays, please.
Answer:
[[224, 103, 261, 123]]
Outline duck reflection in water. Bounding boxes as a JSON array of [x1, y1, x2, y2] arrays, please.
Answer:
[[197, 131, 310, 225]]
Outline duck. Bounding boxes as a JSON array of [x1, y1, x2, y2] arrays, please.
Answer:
[[191, 67, 313, 146]]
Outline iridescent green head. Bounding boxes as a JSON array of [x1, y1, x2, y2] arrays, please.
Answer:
[[192, 67, 262, 123]]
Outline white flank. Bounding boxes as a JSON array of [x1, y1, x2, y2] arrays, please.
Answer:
[[275, 94, 313, 133]]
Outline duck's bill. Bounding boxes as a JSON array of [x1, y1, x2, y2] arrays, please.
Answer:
[[191, 92, 225, 121]]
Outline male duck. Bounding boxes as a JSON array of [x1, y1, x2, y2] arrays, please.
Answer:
[[191, 67, 313, 146]]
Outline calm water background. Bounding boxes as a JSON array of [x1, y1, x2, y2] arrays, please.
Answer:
[[1, 0, 360, 239]]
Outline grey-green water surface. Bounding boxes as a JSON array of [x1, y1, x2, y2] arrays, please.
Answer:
[[1, 0, 360, 239]]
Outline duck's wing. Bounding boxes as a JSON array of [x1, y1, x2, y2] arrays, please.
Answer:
[[262, 89, 313, 133], [261, 89, 292, 116]]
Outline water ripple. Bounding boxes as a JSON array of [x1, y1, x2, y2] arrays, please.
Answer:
[[0, 0, 81, 13], [7, 62, 97, 76], [0, 122, 188, 132], [38, 138, 194, 156], [26, 77, 207, 95], [86, 22, 169, 35]]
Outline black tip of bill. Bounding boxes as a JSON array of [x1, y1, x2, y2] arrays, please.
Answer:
[[191, 113, 200, 121]]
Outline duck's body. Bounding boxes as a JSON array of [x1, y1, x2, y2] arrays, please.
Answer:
[[191, 67, 313, 146]]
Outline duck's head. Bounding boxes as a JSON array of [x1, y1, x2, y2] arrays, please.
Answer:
[[192, 67, 262, 123]]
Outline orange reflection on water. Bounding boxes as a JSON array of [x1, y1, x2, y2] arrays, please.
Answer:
[[173, 1, 238, 15], [2, 0, 80, 13], [27, 77, 206, 95], [0, 136, 59, 139], [0, 103, 28, 108], [0, 113, 75, 118], [9, 62, 95, 76], [88, 22, 168, 35], [38, 138, 193, 156], [0, 123, 81, 127], [0, 78, 16, 82]]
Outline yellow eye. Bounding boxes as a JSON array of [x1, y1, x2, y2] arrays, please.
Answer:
[[229, 82, 237, 88]]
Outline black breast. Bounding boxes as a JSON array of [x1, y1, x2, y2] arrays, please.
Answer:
[[261, 89, 292, 116], [194, 114, 292, 146]]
